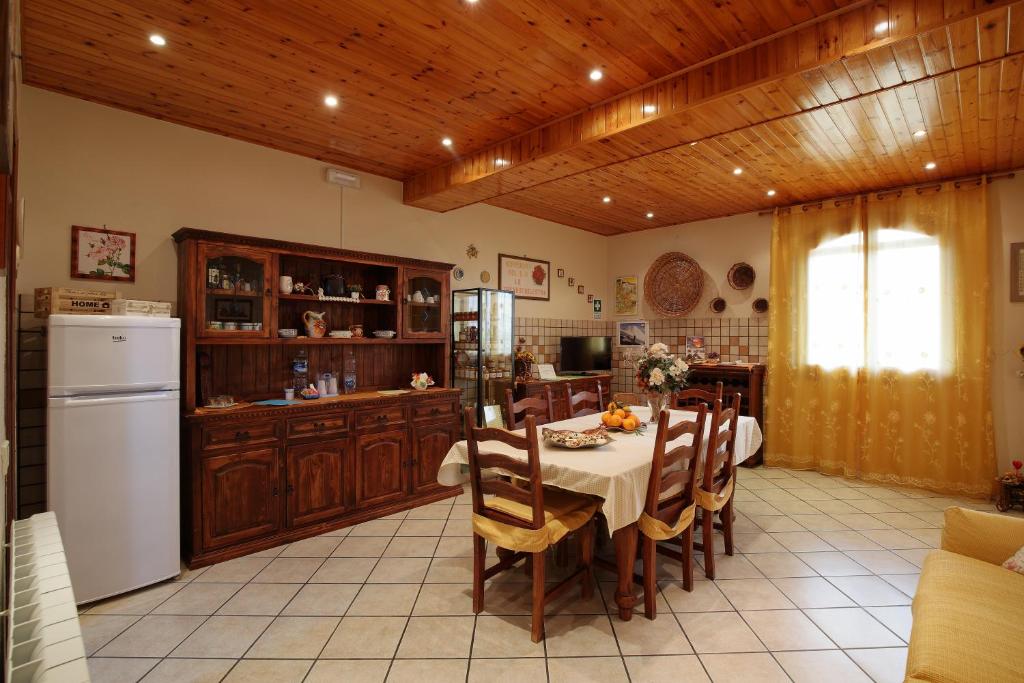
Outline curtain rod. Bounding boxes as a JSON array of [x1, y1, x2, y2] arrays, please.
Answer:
[[758, 171, 1016, 216]]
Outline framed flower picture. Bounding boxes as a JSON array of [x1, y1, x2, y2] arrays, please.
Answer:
[[71, 225, 136, 282], [498, 253, 550, 300]]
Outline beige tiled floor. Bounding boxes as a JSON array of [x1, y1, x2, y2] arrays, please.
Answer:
[[81, 466, 1018, 682]]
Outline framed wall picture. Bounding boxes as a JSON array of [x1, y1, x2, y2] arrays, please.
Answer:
[[614, 275, 639, 316], [498, 253, 550, 300], [1012, 242, 1024, 302], [568, 277, 575, 287], [557, 268, 565, 278], [577, 285, 585, 294], [617, 320, 648, 347], [587, 294, 593, 303], [71, 225, 136, 282]]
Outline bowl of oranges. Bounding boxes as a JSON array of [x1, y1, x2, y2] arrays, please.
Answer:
[[600, 402, 646, 434]]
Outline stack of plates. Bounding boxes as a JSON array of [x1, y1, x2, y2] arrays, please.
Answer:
[[329, 330, 353, 338], [373, 330, 396, 338], [278, 328, 298, 338]]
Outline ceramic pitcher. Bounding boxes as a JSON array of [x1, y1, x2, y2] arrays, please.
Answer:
[[303, 310, 328, 338]]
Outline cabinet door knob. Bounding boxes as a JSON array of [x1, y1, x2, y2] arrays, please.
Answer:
[[376, 414, 387, 422], [430, 407, 440, 415], [314, 422, 325, 431], [272, 486, 279, 496], [286, 484, 295, 494], [235, 430, 250, 440]]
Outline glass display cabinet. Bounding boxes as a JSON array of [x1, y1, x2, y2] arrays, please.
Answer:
[[199, 244, 272, 338], [452, 288, 515, 426]]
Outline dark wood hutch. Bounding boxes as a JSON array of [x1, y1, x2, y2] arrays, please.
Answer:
[[173, 229, 461, 567]]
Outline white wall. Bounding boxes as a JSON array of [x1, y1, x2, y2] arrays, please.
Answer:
[[988, 175, 1024, 473], [17, 86, 606, 319], [605, 212, 772, 320]]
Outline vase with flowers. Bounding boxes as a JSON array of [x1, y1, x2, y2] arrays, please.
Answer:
[[514, 345, 536, 383], [635, 342, 690, 423]]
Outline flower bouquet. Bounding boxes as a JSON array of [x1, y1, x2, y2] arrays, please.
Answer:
[[635, 342, 689, 422]]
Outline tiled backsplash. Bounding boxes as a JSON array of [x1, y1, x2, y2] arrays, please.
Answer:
[[513, 316, 768, 396]]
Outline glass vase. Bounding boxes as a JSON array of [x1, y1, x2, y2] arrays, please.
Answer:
[[647, 391, 667, 423]]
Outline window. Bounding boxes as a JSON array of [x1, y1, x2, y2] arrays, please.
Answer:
[[807, 228, 942, 372]]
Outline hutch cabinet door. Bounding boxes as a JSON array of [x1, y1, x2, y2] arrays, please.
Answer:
[[410, 422, 457, 494], [196, 243, 274, 339], [402, 268, 449, 338], [200, 447, 281, 550], [354, 429, 408, 507], [286, 438, 352, 527]]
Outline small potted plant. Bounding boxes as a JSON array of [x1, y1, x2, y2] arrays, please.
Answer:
[[348, 283, 363, 301], [635, 342, 689, 422]]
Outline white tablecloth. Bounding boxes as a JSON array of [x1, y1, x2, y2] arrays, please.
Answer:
[[437, 407, 763, 532]]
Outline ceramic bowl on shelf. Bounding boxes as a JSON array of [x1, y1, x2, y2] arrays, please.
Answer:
[[373, 330, 396, 339], [329, 330, 353, 338], [278, 328, 298, 338], [222, 322, 239, 331], [207, 321, 224, 331]]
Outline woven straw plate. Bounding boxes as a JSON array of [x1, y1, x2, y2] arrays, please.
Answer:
[[644, 252, 704, 317]]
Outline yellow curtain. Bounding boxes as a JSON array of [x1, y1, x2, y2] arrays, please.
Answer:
[[765, 184, 995, 497]]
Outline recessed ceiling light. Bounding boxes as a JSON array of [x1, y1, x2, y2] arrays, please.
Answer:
[[149, 34, 166, 46], [874, 21, 889, 34], [913, 129, 927, 138], [689, 142, 698, 147], [642, 104, 657, 114], [465, 0, 479, 3], [589, 69, 603, 81], [324, 94, 339, 108], [766, 189, 776, 197], [645, 212, 654, 219], [441, 137, 453, 147], [495, 158, 509, 167], [733, 167, 743, 175], [602, 196, 611, 203], [925, 161, 937, 170]]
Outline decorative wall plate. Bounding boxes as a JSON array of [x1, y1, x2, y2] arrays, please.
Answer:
[[480, 270, 491, 283], [452, 266, 464, 280], [710, 297, 726, 313], [752, 298, 769, 313], [644, 252, 704, 317], [727, 262, 756, 290]]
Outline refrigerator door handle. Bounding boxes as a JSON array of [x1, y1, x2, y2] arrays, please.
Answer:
[[50, 391, 180, 408]]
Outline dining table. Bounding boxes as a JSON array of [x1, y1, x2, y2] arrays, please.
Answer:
[[436, 406, 764, 620]]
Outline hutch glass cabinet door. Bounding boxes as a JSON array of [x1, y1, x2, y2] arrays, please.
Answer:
[[198, 244, 273, 338], [403, 268, 448, 338]]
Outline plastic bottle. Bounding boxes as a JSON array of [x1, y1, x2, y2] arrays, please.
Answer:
[[343, 348, 357, 394], [292, 348, 309, 391]]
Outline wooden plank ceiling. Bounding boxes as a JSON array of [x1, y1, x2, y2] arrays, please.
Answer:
[[22, 0, 1024, 234]]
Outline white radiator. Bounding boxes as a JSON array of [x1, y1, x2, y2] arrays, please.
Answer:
[[5, 511, 90, 682]]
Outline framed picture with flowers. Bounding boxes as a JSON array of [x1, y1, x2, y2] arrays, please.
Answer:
[[71, 225, 136, 282], [498, 253, 550, 300]]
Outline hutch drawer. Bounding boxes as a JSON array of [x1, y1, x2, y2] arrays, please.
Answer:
[[287, 412, 350, 440], [354, 405, 407, 431], [411, 399, 458, 423], [201, 419, 282, 451]]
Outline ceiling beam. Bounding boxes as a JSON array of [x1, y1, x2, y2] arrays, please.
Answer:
[[403, 0, 1022, 212]]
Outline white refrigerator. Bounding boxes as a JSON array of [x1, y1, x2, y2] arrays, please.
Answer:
[[47, 314, 181, 604]]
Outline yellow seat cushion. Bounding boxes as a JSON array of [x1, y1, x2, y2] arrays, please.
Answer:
[[472, 489, 599, 553], [906, 549, 1024, 683]]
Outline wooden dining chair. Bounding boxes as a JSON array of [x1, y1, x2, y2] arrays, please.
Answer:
[[565, 383, 604, 418], [640, 405, 707, 619], [504, 386, 555, 429], [613, 392, 643, 407], [694, 393, 741, 580], [464, 407, 598, 642], [673, 381, 723, 409]]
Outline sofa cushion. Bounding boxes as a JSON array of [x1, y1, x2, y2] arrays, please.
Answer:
[[906, 549, 1024, 683]]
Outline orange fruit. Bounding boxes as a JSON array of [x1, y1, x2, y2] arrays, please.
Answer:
[[614, 409, 626, 419], [608, 414, 623, 428], [622, 416, 637, 432], [601, 412, 613, 426], [622, 405, 632, 414]]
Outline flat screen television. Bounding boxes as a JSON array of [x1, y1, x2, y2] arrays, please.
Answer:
[[559, 336, 612, 373]]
